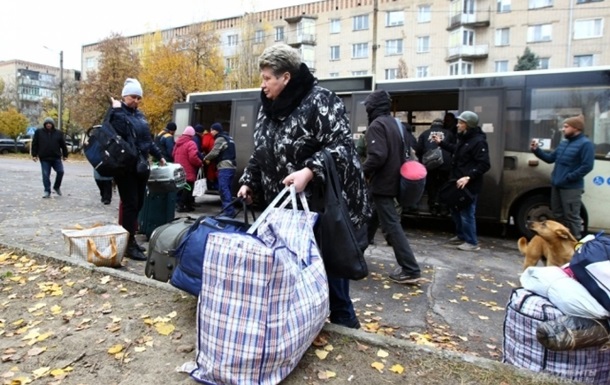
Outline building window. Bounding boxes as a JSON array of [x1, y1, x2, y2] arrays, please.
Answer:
[[352, 43, 368, 59], [225, 57, 237, 74], [275, 27, 284, 41], [417, 36, 430, 53], [227, 34, 238, 46], [385, 68, 399, 80], [450, 28, 475, 47], [352, 70, 368, 76], [527, 24, 552, 42], [576, 0, 602, 3], [330, 18, 341, 34], [254, 30, 264, 44], [449, 60, 473, 76], [574, 18, 603, 39], [418, 5, 431, 23], [574, 54, 594, 67], [353, 15, 369, 31], [497, 0, 511, 12], [495, 60, 509, 72], [330, 45, 340, 61], [529, 0, 552, 8], [85, 57, 96, 69], [386, 39, 403, 55], [538, 57, 550, 69], [416, 66, 430, 78], [386, 11, 404, 26], [329, 72, 340, 77], [495, 28, 510, 46]]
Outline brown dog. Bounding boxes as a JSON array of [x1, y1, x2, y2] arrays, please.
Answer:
[[518, 220, 578, 270]]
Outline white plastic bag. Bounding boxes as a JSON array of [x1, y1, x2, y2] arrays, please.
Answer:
[[192, 169, 207, 197]]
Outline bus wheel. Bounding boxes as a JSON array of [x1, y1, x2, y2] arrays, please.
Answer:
[[515, 194, 552, 238]]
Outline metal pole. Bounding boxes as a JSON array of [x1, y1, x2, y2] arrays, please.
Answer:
[[58, 50, 64, 133]]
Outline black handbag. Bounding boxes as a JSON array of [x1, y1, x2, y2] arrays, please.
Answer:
[[84, 109, 138, 177], [136, 152, 150, 175], [439, 179, 474, 210], [422, 147, 443, 171], [314, 149, 368, 280]]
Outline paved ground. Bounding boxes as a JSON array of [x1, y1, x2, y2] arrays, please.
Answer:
[[0, 156, 525, 360]]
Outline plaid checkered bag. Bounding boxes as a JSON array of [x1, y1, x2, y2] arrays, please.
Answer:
[[182, 187, 329, 385], [503, 288, 610, 384]]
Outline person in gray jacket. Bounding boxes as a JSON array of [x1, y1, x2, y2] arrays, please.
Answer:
[[31, 117, 68, 198], [362, 89, 421, 285], [530, 114, 594, 239]]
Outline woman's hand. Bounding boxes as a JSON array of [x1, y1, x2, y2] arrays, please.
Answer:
[[282, 168, 313, 193], [237, 185, 253, 205], [110, 97, 121, 108]]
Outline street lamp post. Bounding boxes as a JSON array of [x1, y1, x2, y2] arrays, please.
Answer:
[[58, 50, 63, 133]]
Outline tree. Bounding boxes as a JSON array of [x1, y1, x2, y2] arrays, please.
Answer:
[[397, 58, 408, 79], [514, 47, 539, 71], [138, 24, 224, 133], [0, 108, 29, 140], [73, 34, 141, 129]]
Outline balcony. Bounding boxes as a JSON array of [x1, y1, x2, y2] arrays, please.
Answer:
[[446, 44, 489, 61], [287, 33, 317, 47], [447, 10, 490, 30]]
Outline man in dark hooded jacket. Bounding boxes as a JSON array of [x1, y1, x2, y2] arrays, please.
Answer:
[[31, 117, 69, 198], [362, 89, 422, 285]]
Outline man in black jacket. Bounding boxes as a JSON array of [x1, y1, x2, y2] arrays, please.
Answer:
[[31, 117, 69, 198], [362, 89, 422, 284]]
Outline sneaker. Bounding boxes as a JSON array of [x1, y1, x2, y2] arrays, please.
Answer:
[[42, 191, 51, 199], [53, 187, 62, 196], [457, 242, 480, 251], [448, 236, 463, 245], [389, 268, 422, 284]]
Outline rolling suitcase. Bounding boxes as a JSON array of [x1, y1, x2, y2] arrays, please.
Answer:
[[145, 216, 196, 282], [503, 288, 610, 384], [138, 189, 177, 240]]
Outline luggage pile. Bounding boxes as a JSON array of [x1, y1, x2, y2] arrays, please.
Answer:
[[503, 234, 610, 384]]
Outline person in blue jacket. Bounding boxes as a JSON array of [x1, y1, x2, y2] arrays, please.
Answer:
[[530, 114, 595, 239], [110, 78, 166, 261]]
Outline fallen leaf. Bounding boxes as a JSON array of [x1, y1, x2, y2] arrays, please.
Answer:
[[371, 361, 384, 372], [315, 349, 329, 360], [107, 344, 124, 354], [154, 322, 175, 336], [27, 347, 46, 356], [376, 349, 389, 358], [389, 364, 404, 374]]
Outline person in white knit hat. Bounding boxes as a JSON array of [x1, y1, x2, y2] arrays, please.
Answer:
[[108, 78, 167, 261]]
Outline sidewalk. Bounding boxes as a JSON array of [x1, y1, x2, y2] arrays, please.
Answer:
[[0, 157, 574, 384]]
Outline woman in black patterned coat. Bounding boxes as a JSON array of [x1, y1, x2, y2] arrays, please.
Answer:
[[238, 43, 370, 329]]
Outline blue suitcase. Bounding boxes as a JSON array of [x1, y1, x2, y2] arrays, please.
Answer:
[[138, 190, 177, 240]]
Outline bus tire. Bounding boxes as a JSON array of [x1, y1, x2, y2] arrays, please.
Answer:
[[515, 194, 552, 239]]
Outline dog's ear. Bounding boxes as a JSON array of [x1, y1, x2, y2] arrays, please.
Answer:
[[557, 229, 577, 242]]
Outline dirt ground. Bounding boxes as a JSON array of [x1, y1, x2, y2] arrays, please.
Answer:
[[0, 247, 580, 385]]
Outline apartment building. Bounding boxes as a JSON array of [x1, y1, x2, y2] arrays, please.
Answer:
[[81, 0, 608, 81]]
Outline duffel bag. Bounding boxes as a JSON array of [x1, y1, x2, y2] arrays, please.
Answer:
[[503, 288, 610, 384], [569, 234, 610, 312], [170, 198, 255, 296], [145, 216, 196, 282]]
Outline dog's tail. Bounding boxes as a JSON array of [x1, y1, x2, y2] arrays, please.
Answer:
[[517, 237, 528, 256]]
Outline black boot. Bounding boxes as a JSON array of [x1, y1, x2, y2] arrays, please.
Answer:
[[130, 236, 146, 253], [126, 239, 147, 261]]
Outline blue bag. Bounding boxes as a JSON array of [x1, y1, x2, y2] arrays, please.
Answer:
[[569, 234, 610, 312], [170, 199, 254, 296]]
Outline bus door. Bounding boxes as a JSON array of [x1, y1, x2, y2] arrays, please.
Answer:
[[230, 98, 259, 190], [346, 92, 371, 139], [460, 88, 505, 222], [172, 102, 191, 136]]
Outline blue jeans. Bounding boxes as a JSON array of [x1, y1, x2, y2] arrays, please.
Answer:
[[450, 194, 479, 245], [40, 159, 64, 193], [328, 277, 359, 328], [373, 195, 420, 275], [217, 168, 236, 216]]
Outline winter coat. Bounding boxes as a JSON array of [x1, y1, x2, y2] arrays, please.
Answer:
[[415, 122, 454, 172], [239, 63, 370, 228], [108, 105, 164, 165], [533, 133, 594, 189], [31, 117, 69, 161], [361, 90, 405, 198], [438, 126, 491, 195], [155, 130, 175, 162], [173, 135, 203, 182]]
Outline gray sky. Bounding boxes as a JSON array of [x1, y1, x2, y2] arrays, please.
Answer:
[[1, 0, 316, 70]]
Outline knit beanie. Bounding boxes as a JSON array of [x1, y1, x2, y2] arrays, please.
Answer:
[[564, 115, 585, 131], [183, 126, 195, 136], [194, 124, 204, 134], [210, 122, 223, 132], [121, 78, 143, 97], [165, 122, 177, 132]]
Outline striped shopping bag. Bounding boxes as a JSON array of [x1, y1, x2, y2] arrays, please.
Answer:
[[181, 187, 329, 385]]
